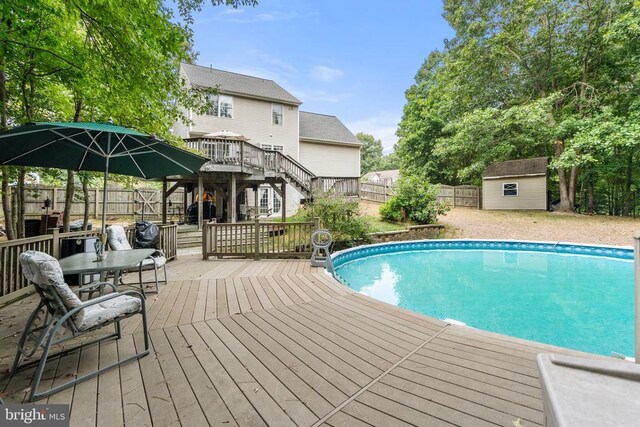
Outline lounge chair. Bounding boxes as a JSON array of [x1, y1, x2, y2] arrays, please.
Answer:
[[12, 251, 149, 402], [106, 224, 167, 295]]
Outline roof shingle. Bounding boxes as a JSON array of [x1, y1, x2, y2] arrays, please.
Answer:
[[181, 63, 301, 105], [483, 157, 549, 178], [299, 112, 360, 145]]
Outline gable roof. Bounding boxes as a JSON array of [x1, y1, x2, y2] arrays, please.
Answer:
[[299, 112, 361, 146], [181, 63, 301, 105], [483, 157, 549, 179], [363, 169, 400, 181]]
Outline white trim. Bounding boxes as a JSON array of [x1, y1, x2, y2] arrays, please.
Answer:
[[502, 182, 518, 197], [299, 137, 362, 147], [271, 103, 284, 126], [483, 173, 546, 180]]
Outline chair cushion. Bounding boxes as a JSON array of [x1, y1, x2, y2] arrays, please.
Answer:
[[19, 251, 85, 326], [107, 225, 132, 251], [76, 295, 141, 331], [140, 255, 167, 268]]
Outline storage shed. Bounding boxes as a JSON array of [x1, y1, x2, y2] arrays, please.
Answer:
[[482, 157, 548, 210]]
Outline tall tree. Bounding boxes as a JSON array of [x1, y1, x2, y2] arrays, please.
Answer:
[[357, 132, 384, 175], [397, 0, 639, 213]]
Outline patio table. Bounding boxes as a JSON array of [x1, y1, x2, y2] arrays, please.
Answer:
[[59, 249, 156, 294]]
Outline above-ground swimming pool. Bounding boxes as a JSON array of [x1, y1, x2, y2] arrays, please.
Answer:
[[332, 240, 634, 356]]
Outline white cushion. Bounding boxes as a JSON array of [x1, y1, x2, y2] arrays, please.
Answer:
[[140, 255, 167, 268], [19, 251, 85, 326], [76, 295, 141, 331], [106, 225, 132, 251]]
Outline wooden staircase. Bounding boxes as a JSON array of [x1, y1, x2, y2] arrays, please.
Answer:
[[177, 225, 201, 249], [185, 138, 360, 198]]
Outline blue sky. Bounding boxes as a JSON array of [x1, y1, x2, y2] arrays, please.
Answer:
[[188, 0, 453, 152]]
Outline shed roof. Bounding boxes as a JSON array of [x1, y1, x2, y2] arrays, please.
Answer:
[[483, 157, 549, 179], [299, 112, 361, 146], [363, 169, 400, 181], [181, 63, 301, 105]]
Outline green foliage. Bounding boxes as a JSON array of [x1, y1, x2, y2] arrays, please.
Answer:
[[380, 176, 448, 224], [295, 194, 370, 246], [396, 0, 640, 214], [357, 132, 384, 175]]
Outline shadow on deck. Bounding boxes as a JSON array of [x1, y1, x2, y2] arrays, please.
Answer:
[[0, 255, 590, 426]]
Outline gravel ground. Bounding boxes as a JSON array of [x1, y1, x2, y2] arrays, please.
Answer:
[[438, 208, 640, 247]]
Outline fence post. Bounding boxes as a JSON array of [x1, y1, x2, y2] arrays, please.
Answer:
[[94, 189, 99, 218], [51, 228, 60, 258], [313, 217, 320, 231], [254, 218, 260, 260], [452, 186, 456, 208], [202, 220, 209, 260], [635, 235, 640, 364]]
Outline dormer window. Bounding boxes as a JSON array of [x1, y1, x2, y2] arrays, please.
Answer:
[[206, 95, 233, 118], [272, 104, 283, 125]]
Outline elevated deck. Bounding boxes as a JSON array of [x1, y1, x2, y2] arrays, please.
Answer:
[[185, 138, 360, 198], [0, 255, 600, 426]]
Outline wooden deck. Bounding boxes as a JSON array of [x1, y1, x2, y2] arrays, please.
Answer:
[[0, 255, 590, 426]]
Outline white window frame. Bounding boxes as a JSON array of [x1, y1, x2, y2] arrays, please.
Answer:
[[502, 182, 518, 197], [257, 185, 282, 215], [205, 94, 233, 118], [260, 144, 284, 153], [272, 103, 283, 125]]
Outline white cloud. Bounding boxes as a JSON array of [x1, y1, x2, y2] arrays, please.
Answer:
[[310, 65, 344, 82], [346, 111, 401, 153]]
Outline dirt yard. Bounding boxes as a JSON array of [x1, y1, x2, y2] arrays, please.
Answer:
[[360, 201, 640, 247], [440, 208, 640, 247]]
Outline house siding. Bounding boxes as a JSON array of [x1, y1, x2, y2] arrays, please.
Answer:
[[299, 141, 361, 177], [482, 176, 547, 210], [190, 95, 300, 159]]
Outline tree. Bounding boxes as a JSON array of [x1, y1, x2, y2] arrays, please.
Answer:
[[396, 0, 640, 214], [357, 132, 383, 175], [0, 0, 258, 238]]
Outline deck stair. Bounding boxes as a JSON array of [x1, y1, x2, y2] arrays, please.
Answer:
[[186, 138, 360, 198], [177, 225, 201, 248]]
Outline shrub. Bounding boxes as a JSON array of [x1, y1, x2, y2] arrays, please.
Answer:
[[295, 194, 370, 247], [379, 175, 449, 224]]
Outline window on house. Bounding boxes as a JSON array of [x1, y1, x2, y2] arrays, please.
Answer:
[[272, 104, 283, 125], [502, 182, 518, 196], [205, 95, 233, 118], [260, 144, 284, 153]]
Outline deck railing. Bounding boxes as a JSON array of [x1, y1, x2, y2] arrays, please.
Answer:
[[0, 224, 177, 300], [202, 218, 319, 260], [186, 137, 360, 198]]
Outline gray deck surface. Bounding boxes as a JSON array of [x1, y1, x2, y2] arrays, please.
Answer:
[[0, 255, 592, 426]]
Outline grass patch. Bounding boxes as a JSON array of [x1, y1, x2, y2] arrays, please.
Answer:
[[364, 216, 407, 233]]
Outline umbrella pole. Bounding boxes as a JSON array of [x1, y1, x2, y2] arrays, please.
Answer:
[[102, 159, 109, 234]]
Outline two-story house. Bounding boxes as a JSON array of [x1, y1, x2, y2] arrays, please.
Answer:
[[172, 63, 361, 224]]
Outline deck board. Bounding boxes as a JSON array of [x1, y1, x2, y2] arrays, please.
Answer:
[[0, 254, 594, 426]]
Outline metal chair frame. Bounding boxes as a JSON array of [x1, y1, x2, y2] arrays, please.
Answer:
[[119, 250, 168, 297], [11, 280, 149, 402], [106, 225, 168, 297]]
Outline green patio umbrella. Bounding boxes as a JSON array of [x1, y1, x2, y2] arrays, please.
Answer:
[[0, 122, 208, 238]]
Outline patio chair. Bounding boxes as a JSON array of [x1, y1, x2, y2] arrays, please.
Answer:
[[12, 251, 149, 402], [106, 224, 167, 295]]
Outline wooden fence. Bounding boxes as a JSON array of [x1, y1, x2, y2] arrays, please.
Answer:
[[202, 219, 319, 260], [437, 185, 481, 208], [360, 182, 394, 203], [0, 224, 178, 300], [0, 185, 185, 220], [360, 182, 481, 208]]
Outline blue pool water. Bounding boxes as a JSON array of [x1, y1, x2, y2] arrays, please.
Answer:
[[333, 241, 634, 356]]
